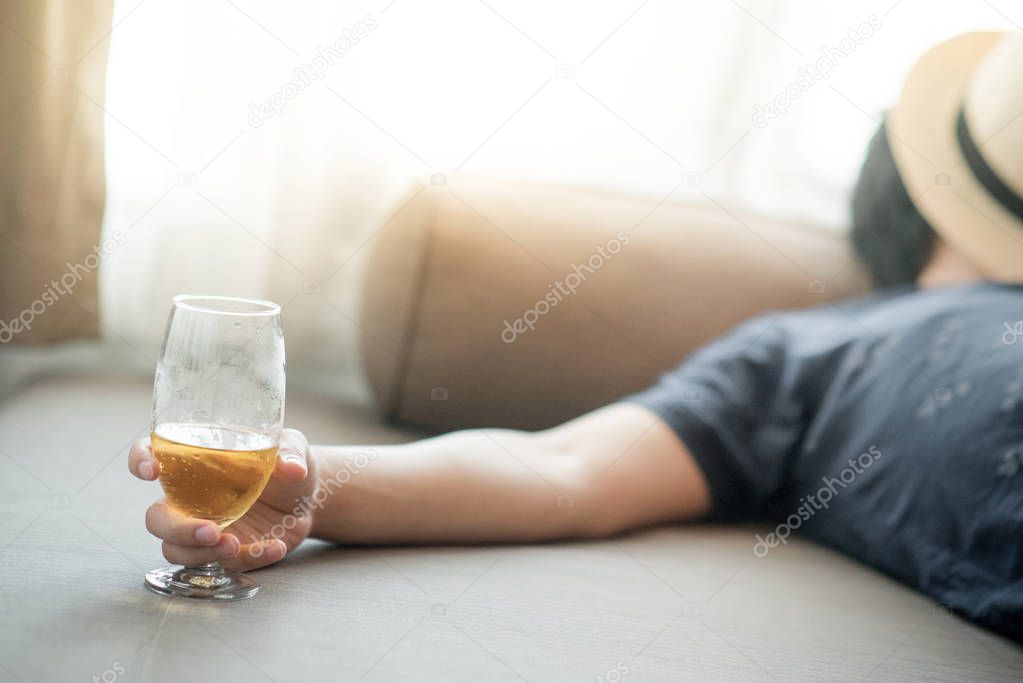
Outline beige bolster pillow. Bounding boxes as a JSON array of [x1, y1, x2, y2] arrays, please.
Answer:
[[358, 179, 868, 432]]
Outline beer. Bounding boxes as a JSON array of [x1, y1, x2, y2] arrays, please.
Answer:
[[152, 423, 277, 527]]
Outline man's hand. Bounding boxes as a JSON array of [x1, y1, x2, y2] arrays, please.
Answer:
[[129, 428, 317, 571]]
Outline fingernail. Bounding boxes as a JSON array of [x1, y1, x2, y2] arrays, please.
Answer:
[[195, 525, 219, 545], [139, 461, 153, 479], [282, 454, 306, 479], [216, 537, 239, 558]]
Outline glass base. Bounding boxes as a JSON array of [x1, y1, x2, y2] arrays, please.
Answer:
[[145, 563, 259, 601]]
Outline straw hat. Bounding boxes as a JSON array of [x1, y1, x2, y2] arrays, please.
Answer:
[[888, 32, 1023, 281]]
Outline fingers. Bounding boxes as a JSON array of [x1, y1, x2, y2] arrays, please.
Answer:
[[161, 537, 286, 571], [147, 500, 241, 565], [145, 501, 222, 546], [275, 428, 310, 483], [148, 500, 289, 569], [129, 437, 158, 480], [160, 537, 288, 569], [220, 539, 288, 572], [161, 535, 240, 566]]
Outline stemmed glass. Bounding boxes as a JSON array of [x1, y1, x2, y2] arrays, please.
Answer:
[[144, 295, 285, 600]]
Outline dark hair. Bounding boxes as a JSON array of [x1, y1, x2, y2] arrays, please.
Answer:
[[850, 120, 935, 287]]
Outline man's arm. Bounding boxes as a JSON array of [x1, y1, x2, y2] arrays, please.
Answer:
[[310, 402, 712, 544], [130, 404, 711, 570]]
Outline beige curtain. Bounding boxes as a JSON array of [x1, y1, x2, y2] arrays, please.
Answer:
[[0, 0, 113, 344]]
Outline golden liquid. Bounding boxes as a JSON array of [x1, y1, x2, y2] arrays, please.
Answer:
[[152, 424, 277, 527]]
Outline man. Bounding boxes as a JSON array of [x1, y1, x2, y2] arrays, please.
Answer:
[[130, 32, 1023, 640]]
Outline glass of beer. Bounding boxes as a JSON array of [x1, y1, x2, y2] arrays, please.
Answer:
[[144, 295, 285, 600]]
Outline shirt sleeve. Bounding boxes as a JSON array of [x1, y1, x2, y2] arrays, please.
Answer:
[[624, 312, 804, 520]]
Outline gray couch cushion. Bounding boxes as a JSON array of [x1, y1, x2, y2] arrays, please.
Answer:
[[0, 375, 1019, 681]]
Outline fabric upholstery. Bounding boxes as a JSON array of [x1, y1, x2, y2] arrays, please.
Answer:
[[2, 374, 1019, 681], [359, 179, 869, 431]]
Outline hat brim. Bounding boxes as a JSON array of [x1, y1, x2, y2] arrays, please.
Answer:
[[888, 31, 1023, 281]]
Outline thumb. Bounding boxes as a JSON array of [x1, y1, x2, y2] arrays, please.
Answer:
[[275, 428, 310, 483]]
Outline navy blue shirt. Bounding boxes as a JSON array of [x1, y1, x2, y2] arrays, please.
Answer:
[[628, 282, 1023, 640]]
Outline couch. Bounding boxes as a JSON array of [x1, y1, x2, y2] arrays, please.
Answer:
[[1, 181, 1020, 682]]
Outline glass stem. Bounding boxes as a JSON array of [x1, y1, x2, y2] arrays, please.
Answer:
[[187, 562, 224, 575]]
